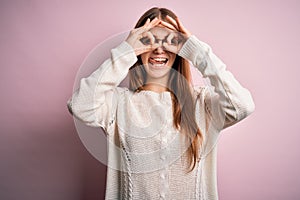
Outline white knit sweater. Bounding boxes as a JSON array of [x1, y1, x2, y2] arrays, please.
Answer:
[[67, 35, 255, 200]]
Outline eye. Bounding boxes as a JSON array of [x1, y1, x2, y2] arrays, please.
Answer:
[[171, 37, 180, 45], [171, 35, 183, 45], [140, 37, 151, 45]]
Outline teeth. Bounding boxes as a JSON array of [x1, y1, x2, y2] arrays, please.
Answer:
[[153, 58, 167, 62]]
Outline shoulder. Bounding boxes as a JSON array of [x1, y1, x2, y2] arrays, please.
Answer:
[[108, 87, 134, 109]]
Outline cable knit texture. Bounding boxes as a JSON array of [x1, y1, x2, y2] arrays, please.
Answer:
[[67, 36, 255, 200]]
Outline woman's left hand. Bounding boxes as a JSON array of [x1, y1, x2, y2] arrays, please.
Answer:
[[160, 16, 192, 54]]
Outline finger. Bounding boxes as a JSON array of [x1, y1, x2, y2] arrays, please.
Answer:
[[143, 18, 151, 27], [151, 43, 160, 50], [134, 27, 147, 36], [131, 25, 144, 34], [175, 17, 184, 30], [143, 43, 161, 54], [147, 18, 161, 29], [135, 20, 154, 35], [165, 15, 179, 30], [138, 18, 160, 36], [142, 31, 155, 45], [159, 21, 177, 31], [162, 42, 178, 54], [166, 32, 175, 44], [175, 17, 191, 36], [137, 43, 159, 55], [135, 18, 157, 35], [132, 18, 151, 34]]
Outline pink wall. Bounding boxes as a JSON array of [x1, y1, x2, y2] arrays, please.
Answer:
[[1, 0, 299, 199]]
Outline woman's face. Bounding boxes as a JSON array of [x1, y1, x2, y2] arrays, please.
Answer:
[[140, 26, 177, 81]]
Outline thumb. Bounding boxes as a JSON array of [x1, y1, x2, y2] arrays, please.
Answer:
[[162, 42, 178, 54], [151, 43, 160, 50]]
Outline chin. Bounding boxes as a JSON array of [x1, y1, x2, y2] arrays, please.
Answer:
[[144, 63, 171, 80]]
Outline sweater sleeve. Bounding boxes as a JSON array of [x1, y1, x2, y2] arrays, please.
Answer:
[[179, 35, 255, 130], [67, 41, 137, 131]]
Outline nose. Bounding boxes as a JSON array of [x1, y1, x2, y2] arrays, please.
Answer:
[[153, 46, 165, 54]]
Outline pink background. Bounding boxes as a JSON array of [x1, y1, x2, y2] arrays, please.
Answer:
[[1, 0, 299, 199]]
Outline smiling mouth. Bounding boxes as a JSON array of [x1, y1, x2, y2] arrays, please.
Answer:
[[149, 57, 169, 67]]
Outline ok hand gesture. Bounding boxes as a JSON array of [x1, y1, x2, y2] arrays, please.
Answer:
[[126, 16, 192, 56], [126, 18, 161, 56], [160, 16, 192, 55]]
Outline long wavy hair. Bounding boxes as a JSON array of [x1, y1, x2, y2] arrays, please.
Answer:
[[129, 7, 203, 172]]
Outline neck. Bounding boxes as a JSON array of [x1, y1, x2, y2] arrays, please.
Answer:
[[142, 82, 169, 93], [143, 74, 170, 93]]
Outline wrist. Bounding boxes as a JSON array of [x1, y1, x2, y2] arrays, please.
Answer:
[[178, 35, 208, 66]]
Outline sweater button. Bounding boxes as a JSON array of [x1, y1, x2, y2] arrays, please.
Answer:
[[162, 137, 167, 145], [160, 154, 166, 160], [160, 193, 165, 199]]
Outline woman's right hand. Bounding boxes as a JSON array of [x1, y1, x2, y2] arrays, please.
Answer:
[[126, 18, 161, 56]]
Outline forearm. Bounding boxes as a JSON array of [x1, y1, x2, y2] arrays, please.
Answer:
[[179, 35, 255, 128], [67, 41, 137, 127]]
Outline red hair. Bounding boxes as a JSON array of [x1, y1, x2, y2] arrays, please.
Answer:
[[129, 7, 203, 172]]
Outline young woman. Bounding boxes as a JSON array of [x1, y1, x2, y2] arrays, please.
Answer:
[[67, 7, 255, 200]]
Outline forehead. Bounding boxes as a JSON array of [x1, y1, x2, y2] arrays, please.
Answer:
[[149, 26, 175, 39]]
